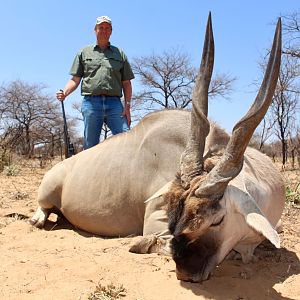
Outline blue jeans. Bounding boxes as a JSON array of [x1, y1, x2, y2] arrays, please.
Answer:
[[81, 96, 129, 149]]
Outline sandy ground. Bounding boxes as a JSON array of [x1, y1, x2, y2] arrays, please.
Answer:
[[0, 159, 299, 300]]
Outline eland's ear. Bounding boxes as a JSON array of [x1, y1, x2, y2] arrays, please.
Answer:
[[245, 213, 280, 248], [144, 181, 173, 203], [230, 186, 280, 248]]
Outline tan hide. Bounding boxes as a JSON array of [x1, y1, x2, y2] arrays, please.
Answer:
[[31, 110, 228, 238]]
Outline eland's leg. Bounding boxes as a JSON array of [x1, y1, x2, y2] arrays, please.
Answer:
[[30, 206, 50, 228], [233, 243, 261, 263], [130, 184, 172, 255], [30, 162, 66, 228]]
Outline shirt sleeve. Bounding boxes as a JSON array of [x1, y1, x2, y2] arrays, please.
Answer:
[[69, 51, 84, 77], [121, 54, 135, 82]]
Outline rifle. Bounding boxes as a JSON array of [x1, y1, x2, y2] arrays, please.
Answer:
[[60, 95, 75, 158]]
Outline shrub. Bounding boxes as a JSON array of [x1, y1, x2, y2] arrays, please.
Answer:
[[286, 183, 300, 206], [88, 282, 126, 300], [3, 164, 21, 176], [0, 150, 11, 172]]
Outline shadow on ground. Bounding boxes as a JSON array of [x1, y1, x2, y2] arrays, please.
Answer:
[[180, 240, 299, 300]]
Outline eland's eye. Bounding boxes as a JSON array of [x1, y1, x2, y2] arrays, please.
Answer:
[[210, 216, 224, 227]]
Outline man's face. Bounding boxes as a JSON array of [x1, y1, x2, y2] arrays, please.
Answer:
[[95, 23, 112, 42]]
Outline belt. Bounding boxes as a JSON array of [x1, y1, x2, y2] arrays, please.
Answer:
[[92, 94, 119, 97]]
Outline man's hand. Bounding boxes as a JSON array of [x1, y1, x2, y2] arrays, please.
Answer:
[[122, 80, 132, 126], [56, 90, 66, 102], [122, 104, 131, 126], [56, 77, 81, 102]]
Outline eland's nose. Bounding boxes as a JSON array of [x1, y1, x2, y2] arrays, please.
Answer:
[[175, 269, 200, 283]]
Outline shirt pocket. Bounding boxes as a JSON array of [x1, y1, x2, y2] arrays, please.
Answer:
[[108, 57, 123, 72], [83, 57, 101, 74]]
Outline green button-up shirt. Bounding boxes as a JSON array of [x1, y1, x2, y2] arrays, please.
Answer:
[[69, 44, 134, 97]]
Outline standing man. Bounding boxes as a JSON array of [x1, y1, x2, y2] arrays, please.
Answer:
[[56, 16, 134, 149]]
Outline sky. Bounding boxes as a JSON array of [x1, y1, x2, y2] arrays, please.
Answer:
[[0, 0, 299, 135]]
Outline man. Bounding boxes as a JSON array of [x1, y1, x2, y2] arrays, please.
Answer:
[[56, 16, 134, 149]]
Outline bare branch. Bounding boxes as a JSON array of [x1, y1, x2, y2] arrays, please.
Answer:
[[0, 80, 78, 157], [132, 48, 235, 112]]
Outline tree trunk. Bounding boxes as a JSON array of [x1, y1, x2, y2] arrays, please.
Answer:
[[291, 148, 295, 169], [25, 126, 32, 158]]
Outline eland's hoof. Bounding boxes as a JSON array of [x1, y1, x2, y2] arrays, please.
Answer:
[[129, 235, 158, 254], [129, 235, 171, 255], [30, 207, 49, 228]]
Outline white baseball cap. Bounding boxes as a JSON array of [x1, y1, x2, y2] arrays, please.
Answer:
[[96, 16, 112, 26]]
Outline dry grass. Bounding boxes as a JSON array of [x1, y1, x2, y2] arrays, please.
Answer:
[[88, 283, 126, 300], [277, 161, 300, 207], [285, 183, 300, 206]]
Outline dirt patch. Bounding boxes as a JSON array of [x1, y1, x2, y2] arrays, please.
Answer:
[[0, 160, 299, 300]]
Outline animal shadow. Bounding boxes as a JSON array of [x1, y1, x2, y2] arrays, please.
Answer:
[[180, 240, 300, 300], [43, 214, 97, 238]]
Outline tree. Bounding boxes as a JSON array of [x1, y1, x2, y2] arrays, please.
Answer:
[[273, 58, 299, 165], [252, 117, 276, 150], [0, 80, 75, 158], [289, 127, 300, 169], [256, 12, 300, 165], [0, 124, 23, 170], [258, 53, 299, 165], [281, 11, 300, 58], [132, 48, 236, 112]]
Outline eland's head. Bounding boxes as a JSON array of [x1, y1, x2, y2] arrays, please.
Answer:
[[166, 13, 282, 282]]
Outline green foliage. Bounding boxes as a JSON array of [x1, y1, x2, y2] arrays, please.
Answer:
[[88, 283, 126, 300], [285, 183, 300, 206], [3, 164, 20, 176]]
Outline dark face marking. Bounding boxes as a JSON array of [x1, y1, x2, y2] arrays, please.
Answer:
[[165, 177, 186, 234], [166, 177, 222, 236], [171, 231, 219, 282], [164, 176, 224, 282]]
